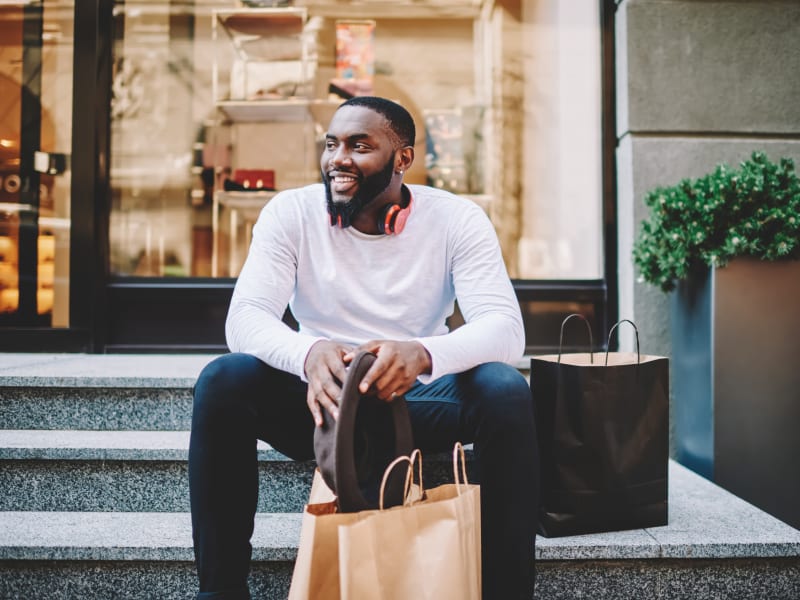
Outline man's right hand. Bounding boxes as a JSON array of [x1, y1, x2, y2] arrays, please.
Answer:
[[304, 340, 354, 427]]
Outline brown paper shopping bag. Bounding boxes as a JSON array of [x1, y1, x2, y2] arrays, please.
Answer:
[[338, 444, 481, 600], [287, 469, 375, 600]]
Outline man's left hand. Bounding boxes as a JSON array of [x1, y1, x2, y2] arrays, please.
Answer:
[[344, 340, 432, 401]]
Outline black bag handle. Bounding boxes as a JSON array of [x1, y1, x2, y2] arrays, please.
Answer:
[[605, 319, 641, 366], [313, 351, 414, 513], [558, 313, 594, 365]]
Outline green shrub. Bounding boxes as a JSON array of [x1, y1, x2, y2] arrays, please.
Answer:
[[633, 151, 800, 292]]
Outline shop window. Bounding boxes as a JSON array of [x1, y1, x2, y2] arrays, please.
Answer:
[[0, 2, 74, 328], [105, 0, 609, 351]]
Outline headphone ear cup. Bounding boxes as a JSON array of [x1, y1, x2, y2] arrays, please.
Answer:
[[391, 204, 410, 234], [378, 203, 401, 234]]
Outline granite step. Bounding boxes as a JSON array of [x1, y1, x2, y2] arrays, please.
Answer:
[[0, 429, 471, 513], [1, 462, 799, 600], [0, 354, 208, 431], [0, 430, 312, 512], [0, 511, 298, 600], [2, 354, 799, 598], [0, 353, 530, 431], [0, 386, 193, 431]]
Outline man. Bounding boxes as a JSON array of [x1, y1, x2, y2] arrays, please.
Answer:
[[190, 96, 539, 599]]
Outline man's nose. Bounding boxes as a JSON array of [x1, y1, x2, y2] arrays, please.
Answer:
[[329, 145, 352, 168]]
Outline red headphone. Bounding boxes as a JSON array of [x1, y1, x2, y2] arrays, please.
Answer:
[[376, 186, 413, 235], [377, 199, 412, 234]]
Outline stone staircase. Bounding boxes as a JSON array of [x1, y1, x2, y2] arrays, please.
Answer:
[[1, 353, 799, 599]]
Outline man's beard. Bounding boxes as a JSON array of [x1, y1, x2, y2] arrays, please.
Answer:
[[324, 155, 396, 228]]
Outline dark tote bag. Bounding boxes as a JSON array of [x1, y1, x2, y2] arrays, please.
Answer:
[[531, 315, 669, 537]]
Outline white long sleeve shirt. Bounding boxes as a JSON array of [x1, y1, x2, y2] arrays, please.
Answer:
[[226, 183, 524, 383]]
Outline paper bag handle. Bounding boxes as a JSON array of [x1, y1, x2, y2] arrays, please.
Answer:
[[605, 319, 641, 366], [558, 313, 594, 365], [379, 449, 423, 510], [453, 442, 469, 495]]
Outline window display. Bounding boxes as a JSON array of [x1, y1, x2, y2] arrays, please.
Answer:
[[108, 0, 603, 282]]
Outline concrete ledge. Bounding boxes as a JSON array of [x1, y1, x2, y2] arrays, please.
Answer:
[[0, 512, 300, 562], [0, 560, 293, 600], [2, 463, 797, 563], [0, 430, 472, 463], [0, 430, 473, 513], [0, 387, 194, 431], [0, 354, 218, 388], [0, 430, 285, 461], [537, 462, 800, 561], [0, 353, 532, 389], [535, 558, 800, 600], [0, 431, 315, 513]]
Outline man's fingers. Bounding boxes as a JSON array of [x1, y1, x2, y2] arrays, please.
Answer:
[[318, 395, 339, 422], [361, 355, 405, 399], [306, 384, 340, 427], [328, 360, 349, 388], [374, 369, 403, 401], [357, 362, 372, 393], [345, 340, 378, 365], [306, 388, 323, 427], [344, 339, 389, 393]]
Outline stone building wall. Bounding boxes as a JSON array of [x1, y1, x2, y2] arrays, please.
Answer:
[[615, 0, 800, 358]]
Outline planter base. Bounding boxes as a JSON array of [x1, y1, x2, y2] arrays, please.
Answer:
[[672, 258, 800, 529]]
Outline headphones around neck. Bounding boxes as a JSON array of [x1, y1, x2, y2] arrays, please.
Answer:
[[377, 195, 412, 235]]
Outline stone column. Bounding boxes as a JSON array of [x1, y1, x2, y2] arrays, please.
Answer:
[[615, 0, 800, 525], [615, 0, 800, 357]]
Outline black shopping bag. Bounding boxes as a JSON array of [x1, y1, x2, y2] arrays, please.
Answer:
[[531, 315, 669, 537]]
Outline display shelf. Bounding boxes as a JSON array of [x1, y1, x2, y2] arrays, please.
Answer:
[[293, 0, 488, 20], [210, 5, 318, 276], [216, 99, 309, 122], [212, 6, 311, 104], [216, 8, 306, 37], [215, 98, 341, 123], [215, 189, 279, 210]]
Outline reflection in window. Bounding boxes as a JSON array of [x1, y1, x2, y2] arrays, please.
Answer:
[[0, 2, 73, 327], [108, 0, 604, 283]]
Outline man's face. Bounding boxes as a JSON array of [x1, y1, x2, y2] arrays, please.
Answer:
[[321, 106, 398, 226]]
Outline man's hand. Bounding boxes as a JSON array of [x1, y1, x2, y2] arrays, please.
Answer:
[[344, 340, 432, 401], [304, 340, 354, 426]]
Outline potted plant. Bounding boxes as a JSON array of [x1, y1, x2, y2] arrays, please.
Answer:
[[633, 150, 800, 292], [631, 150, 800, 530]]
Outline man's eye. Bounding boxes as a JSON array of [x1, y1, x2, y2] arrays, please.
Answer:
[[355, 143, 370, 151], [325, 141, 337, 150]]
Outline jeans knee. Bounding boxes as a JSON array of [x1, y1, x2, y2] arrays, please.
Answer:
[[193, 353, 266, 422], [468, 363, 533, 432]]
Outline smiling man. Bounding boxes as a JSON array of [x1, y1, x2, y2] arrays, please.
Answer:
[[189, 96, 540, 600]]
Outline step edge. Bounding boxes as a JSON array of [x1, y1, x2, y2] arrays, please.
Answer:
[[1, 511, 798, 563], [0, 430, 474, 462]]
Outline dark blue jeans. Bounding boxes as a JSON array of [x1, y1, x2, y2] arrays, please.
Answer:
[[190, 353, 539, 600]]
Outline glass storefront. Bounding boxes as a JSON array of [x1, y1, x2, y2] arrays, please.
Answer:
[[1, 0, 613, 352], [0, 1, 73, 328], [107, 0, 604, 282], [109, 1, 208, 277]]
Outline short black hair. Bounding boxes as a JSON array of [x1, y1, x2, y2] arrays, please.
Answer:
[[340, 96, 416, 148]]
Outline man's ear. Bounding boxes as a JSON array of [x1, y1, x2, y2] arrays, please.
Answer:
[[396, 146, 414, 173]]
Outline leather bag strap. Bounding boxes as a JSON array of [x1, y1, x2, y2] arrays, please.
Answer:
[[314, 351, 414, 512]]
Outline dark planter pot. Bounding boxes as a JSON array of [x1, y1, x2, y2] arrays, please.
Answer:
[[671, 258, 800, 529]]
